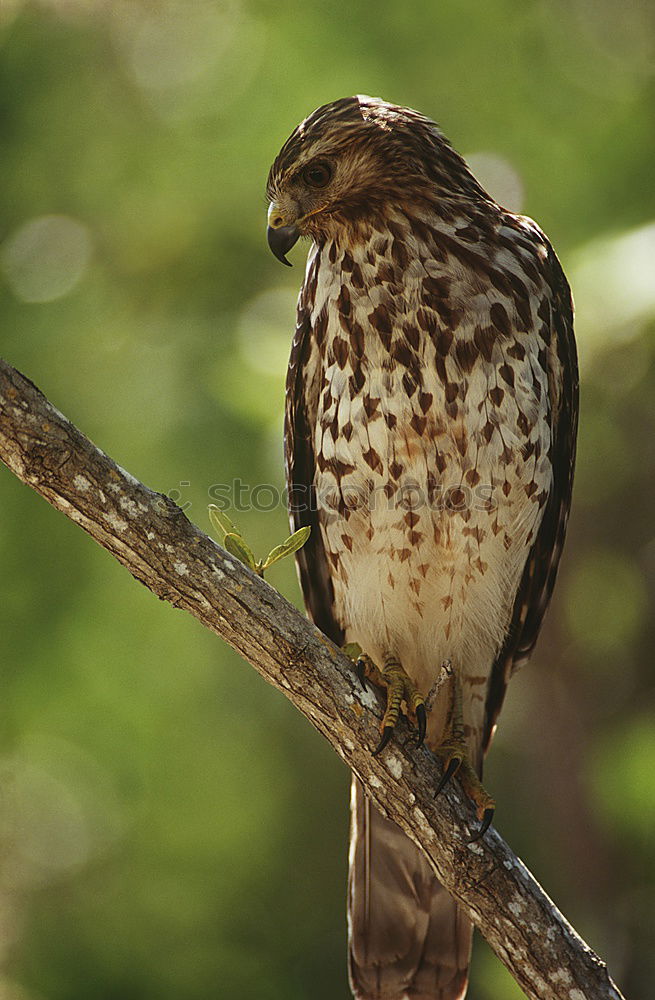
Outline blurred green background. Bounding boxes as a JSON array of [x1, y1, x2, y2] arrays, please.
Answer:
[[1, 1, 654, 998]]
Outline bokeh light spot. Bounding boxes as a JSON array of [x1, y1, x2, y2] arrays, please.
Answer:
[[571, 222, 655, 367], [0, 215, 92, 303], [111, 0, 240, 92], [237, 287, 297, 379], [464, 152, 524, 213], [0, 738, 124, 891], [211, 287, 296, 428], [572, 0, 655, 82]]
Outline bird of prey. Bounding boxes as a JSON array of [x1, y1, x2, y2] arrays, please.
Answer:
[[266, 96, 578, 1000]]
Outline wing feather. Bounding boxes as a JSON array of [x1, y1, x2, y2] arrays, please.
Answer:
[[483, 243, 579, 751], [284, 256, 344, 645]]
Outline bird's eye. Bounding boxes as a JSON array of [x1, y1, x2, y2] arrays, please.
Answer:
[[302, 161, 332, 188]]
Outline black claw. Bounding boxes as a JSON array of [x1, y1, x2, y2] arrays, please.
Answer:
[[373, 726, 394, 757], [415, 703, 427, 748], [468, 807, 495, 843], [434, 757, 461, 797], [355, 657, 368, 691]]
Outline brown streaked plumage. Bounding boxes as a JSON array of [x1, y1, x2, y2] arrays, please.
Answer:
[[267, 96, 578, 1000]]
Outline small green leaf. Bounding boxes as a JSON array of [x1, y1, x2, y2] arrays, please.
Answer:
[[262, 525, 311, 569], [223, 532, 257, 571], [342, 642, 363, 661], [208, 505, 239, 541]]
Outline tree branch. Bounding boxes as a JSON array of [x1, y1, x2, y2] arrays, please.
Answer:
[[0, 357, 624, 1000]]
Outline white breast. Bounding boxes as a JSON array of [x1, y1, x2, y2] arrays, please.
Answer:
[[308, 225, 552, 750]]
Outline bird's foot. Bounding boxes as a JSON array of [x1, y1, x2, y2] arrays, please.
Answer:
[[343, 644, 426, 754], [434, 671, 495, 841]]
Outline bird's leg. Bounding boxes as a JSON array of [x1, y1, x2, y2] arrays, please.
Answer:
[[434, 670, 495, 841], [343, 644, 426, 753]]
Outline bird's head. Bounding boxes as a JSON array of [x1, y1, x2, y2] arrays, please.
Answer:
[[266, 95, 486, 265]]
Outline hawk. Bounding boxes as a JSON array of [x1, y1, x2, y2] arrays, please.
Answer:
[[266, 96, 578, 1000]]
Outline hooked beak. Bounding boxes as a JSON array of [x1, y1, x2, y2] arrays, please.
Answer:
[[267, 200, 300, 266], [267, 222, 299, 267]]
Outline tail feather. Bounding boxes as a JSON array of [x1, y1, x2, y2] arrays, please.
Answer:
[[348, 777, 472, 1000]]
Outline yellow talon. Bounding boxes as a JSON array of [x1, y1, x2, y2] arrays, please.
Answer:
[[434, 669, 496, 840], [344, 643, 493, 837], [345, 646, 427, 752]]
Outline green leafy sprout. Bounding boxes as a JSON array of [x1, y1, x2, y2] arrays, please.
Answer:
[[208, 505, 310, 578]]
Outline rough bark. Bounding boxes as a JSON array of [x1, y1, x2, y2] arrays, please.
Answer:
[[0, 358, 624, 1000]]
